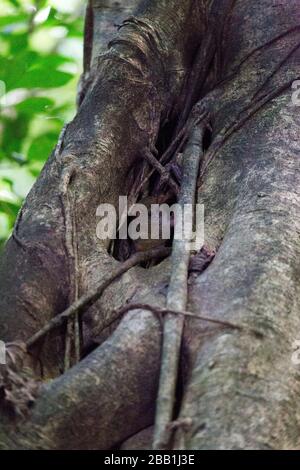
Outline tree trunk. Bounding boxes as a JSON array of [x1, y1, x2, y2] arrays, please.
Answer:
[[0, 0, 300, 450]]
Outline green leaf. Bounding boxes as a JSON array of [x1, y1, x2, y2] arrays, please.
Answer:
[[0, 15, 27, 28], [1, 177, 14, 187], [1, 51, 74, 90], [6, 33, 29, 54], [19, 69, 73, 89], [36, 0, 48, 9], [7, 0, 22, 7], [0, 200, 20, 218], [16, 97, 54, 114], [1, 51, 38, 89], [27, 134, 57, 161], [1, 115, 30, 156], [34, 54, 75, 68]]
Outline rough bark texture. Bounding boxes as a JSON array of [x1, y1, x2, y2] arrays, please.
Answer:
[[0, 0, 300, 450]]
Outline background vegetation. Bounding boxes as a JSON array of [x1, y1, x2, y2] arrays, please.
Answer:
[[0, 0, 84, 250]]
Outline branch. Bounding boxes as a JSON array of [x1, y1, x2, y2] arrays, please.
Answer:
[[153, 110, 208, 450], [26, 246, 170, 349], [112, 303, 244, 331], [142, 147, 180, 194]]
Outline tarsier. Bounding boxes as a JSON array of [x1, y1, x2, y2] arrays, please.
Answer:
[[0, 0, 300, 450]]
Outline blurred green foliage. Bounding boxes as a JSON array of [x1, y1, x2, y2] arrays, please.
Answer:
[[0, 0, 84, 250]]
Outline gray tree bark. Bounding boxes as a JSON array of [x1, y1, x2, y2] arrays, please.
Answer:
[[0, 0, 300, 450]]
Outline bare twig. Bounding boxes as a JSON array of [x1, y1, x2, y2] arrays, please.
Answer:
[[111, 303, 243, 331], [26, 246, 171, 349], [142, 148, 180, 194], [175, 33, 216, 133], [153, 111, 208, 450], [133, 120, 192, 199], [159, 120, 192, 166]]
